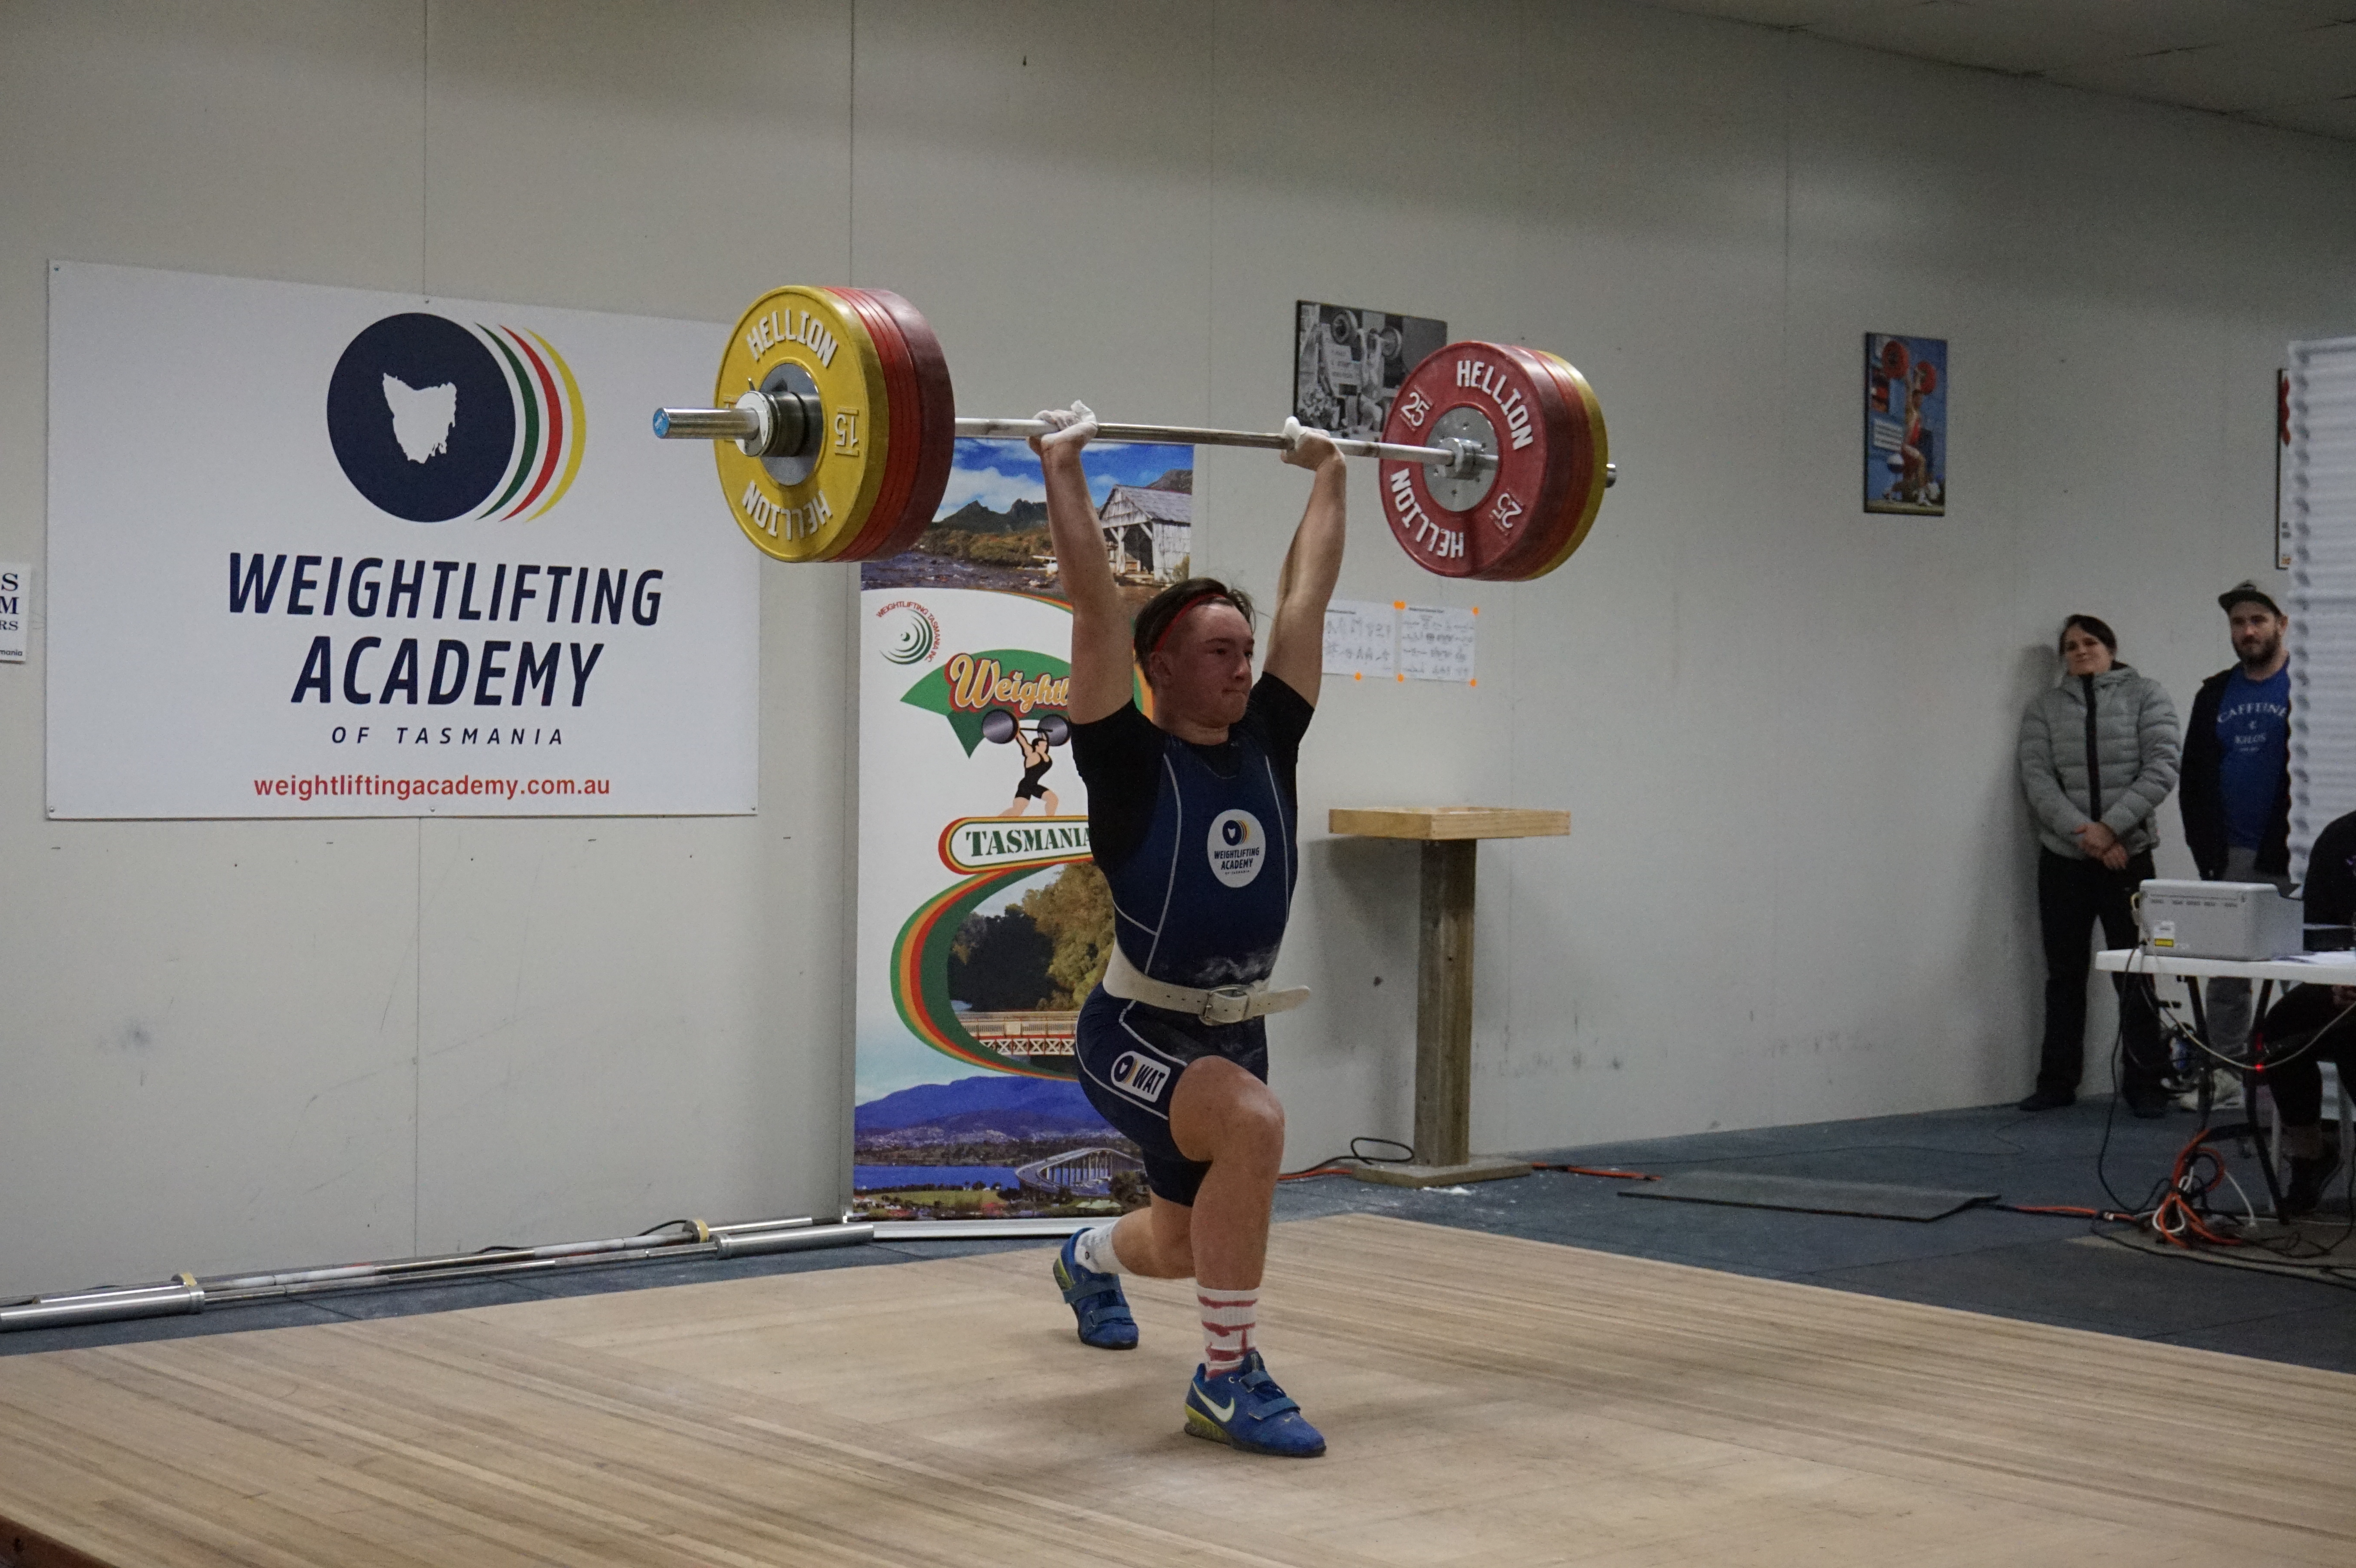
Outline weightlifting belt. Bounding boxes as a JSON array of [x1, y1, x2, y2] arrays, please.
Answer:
[[1101, 945, 1310, 1027]]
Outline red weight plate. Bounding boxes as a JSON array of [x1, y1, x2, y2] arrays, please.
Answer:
[[823, 288, 920, 562], [1505, 348, 1599, 581], [791, 287, 896, 563], [1379, 341, 1571, 579], [1520, 349, 1608, 581], [1477, 345, 1581, 581], [857, 288, 957, 560]]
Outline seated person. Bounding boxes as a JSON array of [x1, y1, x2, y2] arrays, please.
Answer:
[[2256, 809, 2356, 1214]]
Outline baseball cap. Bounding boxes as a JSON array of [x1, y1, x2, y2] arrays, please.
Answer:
[[2219, 580, 2283, 616]]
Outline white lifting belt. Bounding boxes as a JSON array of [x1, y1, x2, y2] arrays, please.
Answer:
[[1101, 945, 1310, 1026]]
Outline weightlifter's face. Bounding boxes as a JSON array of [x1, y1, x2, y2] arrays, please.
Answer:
[[1151, 602, 1256, 733]]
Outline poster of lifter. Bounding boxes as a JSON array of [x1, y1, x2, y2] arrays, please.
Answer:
[[1294, 300, 1448, 442], [1865, 333, 1948, 515]]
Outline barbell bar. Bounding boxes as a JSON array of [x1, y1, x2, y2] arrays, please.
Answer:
[[655, 403, 1496, 477], [653, 284, 1613, 581]]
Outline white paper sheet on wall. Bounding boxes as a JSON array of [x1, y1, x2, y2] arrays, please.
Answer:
[[1399, 604, 1477, 684], [1322, 598, 1397, 680]]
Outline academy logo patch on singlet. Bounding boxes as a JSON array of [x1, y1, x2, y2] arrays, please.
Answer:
[[1206, 809, 1267, 888], [1108, 1050, 1174, 1104]]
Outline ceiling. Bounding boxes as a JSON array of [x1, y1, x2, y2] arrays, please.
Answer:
[[1631, 0, 2356, 142]]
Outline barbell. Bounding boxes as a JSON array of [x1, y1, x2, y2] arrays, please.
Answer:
[[652, 285, 1612, 582]]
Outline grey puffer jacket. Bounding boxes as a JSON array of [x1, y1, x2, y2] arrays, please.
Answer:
[[2017, 663, 2181, 859]]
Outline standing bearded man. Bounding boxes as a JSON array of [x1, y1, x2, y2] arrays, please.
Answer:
[[1032, 401, 1344, 1458], [2180, 581, 2294, 1064]]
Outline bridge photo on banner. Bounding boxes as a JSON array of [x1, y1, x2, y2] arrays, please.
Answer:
[[852, 436, 1195, 1220]]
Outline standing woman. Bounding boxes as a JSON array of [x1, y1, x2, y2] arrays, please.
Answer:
[[2017, 615, 2181, 1114]]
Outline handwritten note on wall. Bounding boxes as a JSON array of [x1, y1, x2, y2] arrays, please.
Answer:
[[1322, 599, 1396, 680], [1398, 604, 1477, 683]]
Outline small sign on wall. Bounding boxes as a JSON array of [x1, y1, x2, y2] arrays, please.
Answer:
[[0, 564, 27, 662], [1322, 598, 1397, 680], [1865, 334, 1946, 516], [1399, 604, 1477, 684]]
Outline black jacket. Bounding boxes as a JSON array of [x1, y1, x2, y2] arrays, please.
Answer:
[[2179, 665, 2291, 879]]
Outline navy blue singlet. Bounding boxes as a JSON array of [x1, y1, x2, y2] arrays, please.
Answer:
[[1067, 677, 1311, 1203], [1101, 718, 1297, 990]]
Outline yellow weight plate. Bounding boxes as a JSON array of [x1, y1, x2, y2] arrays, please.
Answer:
[[712, 286, 891, 563], [1523, 351, 1610, 581]]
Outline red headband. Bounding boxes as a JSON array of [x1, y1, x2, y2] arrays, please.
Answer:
[[1147, 588, 1238, 658]]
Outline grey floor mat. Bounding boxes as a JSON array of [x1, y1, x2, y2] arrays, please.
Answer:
[[1621, 1170, 1996, 1222]]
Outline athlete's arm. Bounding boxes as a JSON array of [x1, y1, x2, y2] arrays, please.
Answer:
[[1261, 428, 1346, 706], [1032, 407, 1134, 724]]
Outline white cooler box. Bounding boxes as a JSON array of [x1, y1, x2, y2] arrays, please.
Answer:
[[2136, 880, 2304, 960]]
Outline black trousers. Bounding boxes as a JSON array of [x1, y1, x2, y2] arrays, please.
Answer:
[[2036, 848, 2165, 1096], [2258, 984, 2356, 1127]]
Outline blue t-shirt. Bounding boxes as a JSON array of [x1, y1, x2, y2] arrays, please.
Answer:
[[2216, 665, 2290, 850]]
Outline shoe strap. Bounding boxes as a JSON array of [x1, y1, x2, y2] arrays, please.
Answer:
[[1075, 1290, 1134, 1329], [1235, 1365, 1298, 1416]]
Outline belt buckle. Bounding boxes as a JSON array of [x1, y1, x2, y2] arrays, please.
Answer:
[[1200, 985, 1253, 1026]]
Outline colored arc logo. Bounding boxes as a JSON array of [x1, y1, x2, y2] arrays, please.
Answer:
[[326, 311, 587, 524], [475, 324, 587, 520]]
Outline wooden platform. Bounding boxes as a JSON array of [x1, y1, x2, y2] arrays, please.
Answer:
[[3, 1213, 2353, 1566], [1328, 805, 1569, 840]]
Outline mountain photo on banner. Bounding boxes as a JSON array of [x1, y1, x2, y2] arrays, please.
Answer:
[[859, 437, 1194, 595]]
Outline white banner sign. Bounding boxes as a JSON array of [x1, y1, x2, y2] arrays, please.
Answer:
[[45, 262, 757, 817], [0, 564, 27, 663]]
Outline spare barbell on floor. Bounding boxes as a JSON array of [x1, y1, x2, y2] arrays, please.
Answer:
[[652, 285, 1613, 582]]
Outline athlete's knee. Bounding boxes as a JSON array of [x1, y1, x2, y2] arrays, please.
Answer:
[[1218, 1088, 1285, 1165]]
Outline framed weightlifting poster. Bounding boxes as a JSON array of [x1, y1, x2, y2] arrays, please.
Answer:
[[1294, 300, 1448, 443], [1865, 333, 1947, 516]]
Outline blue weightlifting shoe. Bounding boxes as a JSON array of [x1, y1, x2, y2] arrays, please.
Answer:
[[1182, 1350, 1326, 1457], [1052, 1231, 1137, 1350]]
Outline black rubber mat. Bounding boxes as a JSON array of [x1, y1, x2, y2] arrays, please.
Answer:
[[1621, 1170, 1996, 1222]]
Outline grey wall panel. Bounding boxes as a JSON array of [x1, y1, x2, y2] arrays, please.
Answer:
[[0, 2, 433, 1297]]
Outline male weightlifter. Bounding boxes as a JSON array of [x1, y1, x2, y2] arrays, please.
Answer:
[[1032, 401, 1344, 1458]]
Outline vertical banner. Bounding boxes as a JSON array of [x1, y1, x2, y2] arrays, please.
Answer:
[[1864, 333, 1947, 516], [46, 262, 757, 816], [853, 438, 1194, 1220]]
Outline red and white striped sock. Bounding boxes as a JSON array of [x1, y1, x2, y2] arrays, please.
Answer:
[[1199, 1287, 1257, 1377]]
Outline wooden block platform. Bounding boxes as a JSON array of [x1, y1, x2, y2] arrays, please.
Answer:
[[1327, 805, 1570, 840], [3, 1213, 2353, 1565]]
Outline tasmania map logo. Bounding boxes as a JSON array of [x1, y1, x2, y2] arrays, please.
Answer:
[[326, 312, 586, 523]]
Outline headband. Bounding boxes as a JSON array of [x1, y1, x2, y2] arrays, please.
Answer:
[[1146, 587, 1240, 658]]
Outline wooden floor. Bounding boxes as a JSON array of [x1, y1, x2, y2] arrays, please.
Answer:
[[2, 1213, 2353, 1567]]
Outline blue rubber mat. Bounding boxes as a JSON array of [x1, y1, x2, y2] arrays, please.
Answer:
[[1621, 1170, 1996, 1222]]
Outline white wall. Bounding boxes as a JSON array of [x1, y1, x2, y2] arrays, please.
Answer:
[[3, 0, 2353, 1297]]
